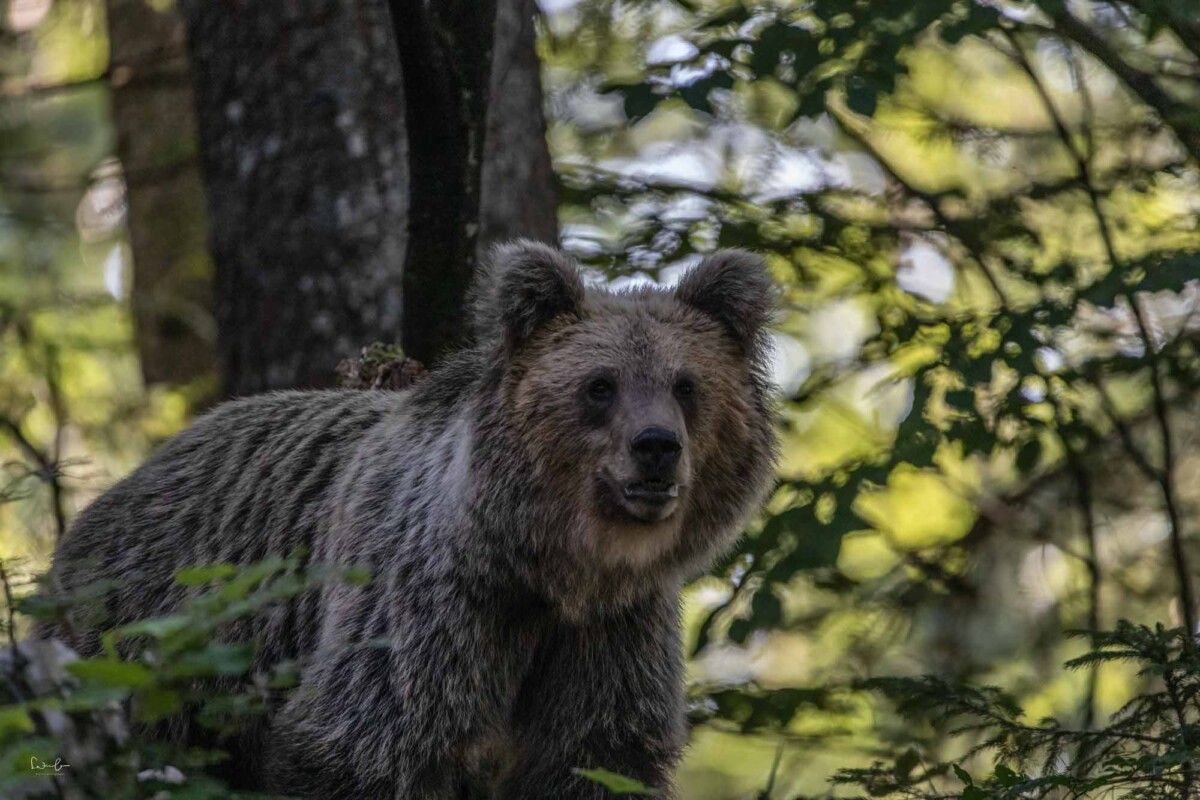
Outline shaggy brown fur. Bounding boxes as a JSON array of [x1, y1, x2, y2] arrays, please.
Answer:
[[43, 241, 778, 798]]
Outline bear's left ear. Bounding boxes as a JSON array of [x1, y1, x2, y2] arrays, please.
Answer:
[[471, 239, 585, 350], [675, 250, 775, 354]]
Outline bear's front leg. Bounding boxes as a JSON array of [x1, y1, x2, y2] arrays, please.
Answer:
[[263, 641, 472, 798], [263, 579, 535, 799], [498, 590, 686, 800]]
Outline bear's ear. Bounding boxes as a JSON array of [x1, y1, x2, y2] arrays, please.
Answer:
[[675, 250, 775, 354], [471, 239, 585, 350]]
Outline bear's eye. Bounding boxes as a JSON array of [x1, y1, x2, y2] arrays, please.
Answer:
[[674, 377, 696, 399], [586, 376, 616, 403]]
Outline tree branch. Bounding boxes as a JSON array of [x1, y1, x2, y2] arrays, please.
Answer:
[[1042, 11, 1200, 163], [0, 416, 65, 541], [829, 108, 1011, 308]]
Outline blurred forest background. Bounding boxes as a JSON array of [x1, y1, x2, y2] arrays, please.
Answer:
[[3, 0, 1200, 797]]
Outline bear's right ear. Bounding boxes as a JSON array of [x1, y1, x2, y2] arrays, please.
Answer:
[[675, 249, 775, 356], [471, 240, 585, 351]]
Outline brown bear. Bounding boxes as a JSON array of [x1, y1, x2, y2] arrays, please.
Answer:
[[43, 241, 778, 798]]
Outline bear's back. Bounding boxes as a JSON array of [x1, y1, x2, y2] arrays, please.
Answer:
[[47, 389, 402, 656]]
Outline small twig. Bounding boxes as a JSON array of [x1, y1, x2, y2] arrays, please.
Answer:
[[42, 343, 68, 541], [0, 415, 66, 541], [1069, 453, 1100, 732], [759, 738, 785, 799], [1089, 371, 1161, 483]]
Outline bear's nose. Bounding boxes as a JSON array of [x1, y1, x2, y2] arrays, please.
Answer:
[[630, 426, 682, 476]]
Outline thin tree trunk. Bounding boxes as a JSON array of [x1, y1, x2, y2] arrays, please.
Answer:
[[388, 0, 497, 365], [391, 0, 555, 364]]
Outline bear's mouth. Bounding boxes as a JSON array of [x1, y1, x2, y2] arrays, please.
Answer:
[[597, 471, 684, 524], [622, 480, 679, 503], [614, 478, 681, 523]]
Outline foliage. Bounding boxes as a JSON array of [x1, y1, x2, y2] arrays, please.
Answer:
[[821, 623, 1200, 799], [547, 0, 1200, 795], [0, 554, 363, 799]]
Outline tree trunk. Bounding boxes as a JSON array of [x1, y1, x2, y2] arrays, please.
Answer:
[[106, 0, 215, 386], [180, 0, 410, 396], [179, 0, 556, 394], [478, 0, 559, 255]]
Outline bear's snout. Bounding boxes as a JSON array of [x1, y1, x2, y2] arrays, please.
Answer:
[[630, 426, 682, 478]]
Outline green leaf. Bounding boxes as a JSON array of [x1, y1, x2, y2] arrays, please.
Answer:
[[165, 643, 254, 679], [994, 763, 1021, 787], [135, 687, 182, 723], [0, 707, 33, 739], [268, 659, 302, 689], [703, 685, 831, 732], [214, 556, 287, 602], [573, 767, 660, 796], [893, 748, 920, 779], [175, 563, 238, 586], [110, 613, 191, 642], [67, 657, 155, 689], [60, 686, 130, 712], [341, 565, 373, 586]]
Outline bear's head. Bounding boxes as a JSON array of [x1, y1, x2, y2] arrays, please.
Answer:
[[472, 241, 778, 603]]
